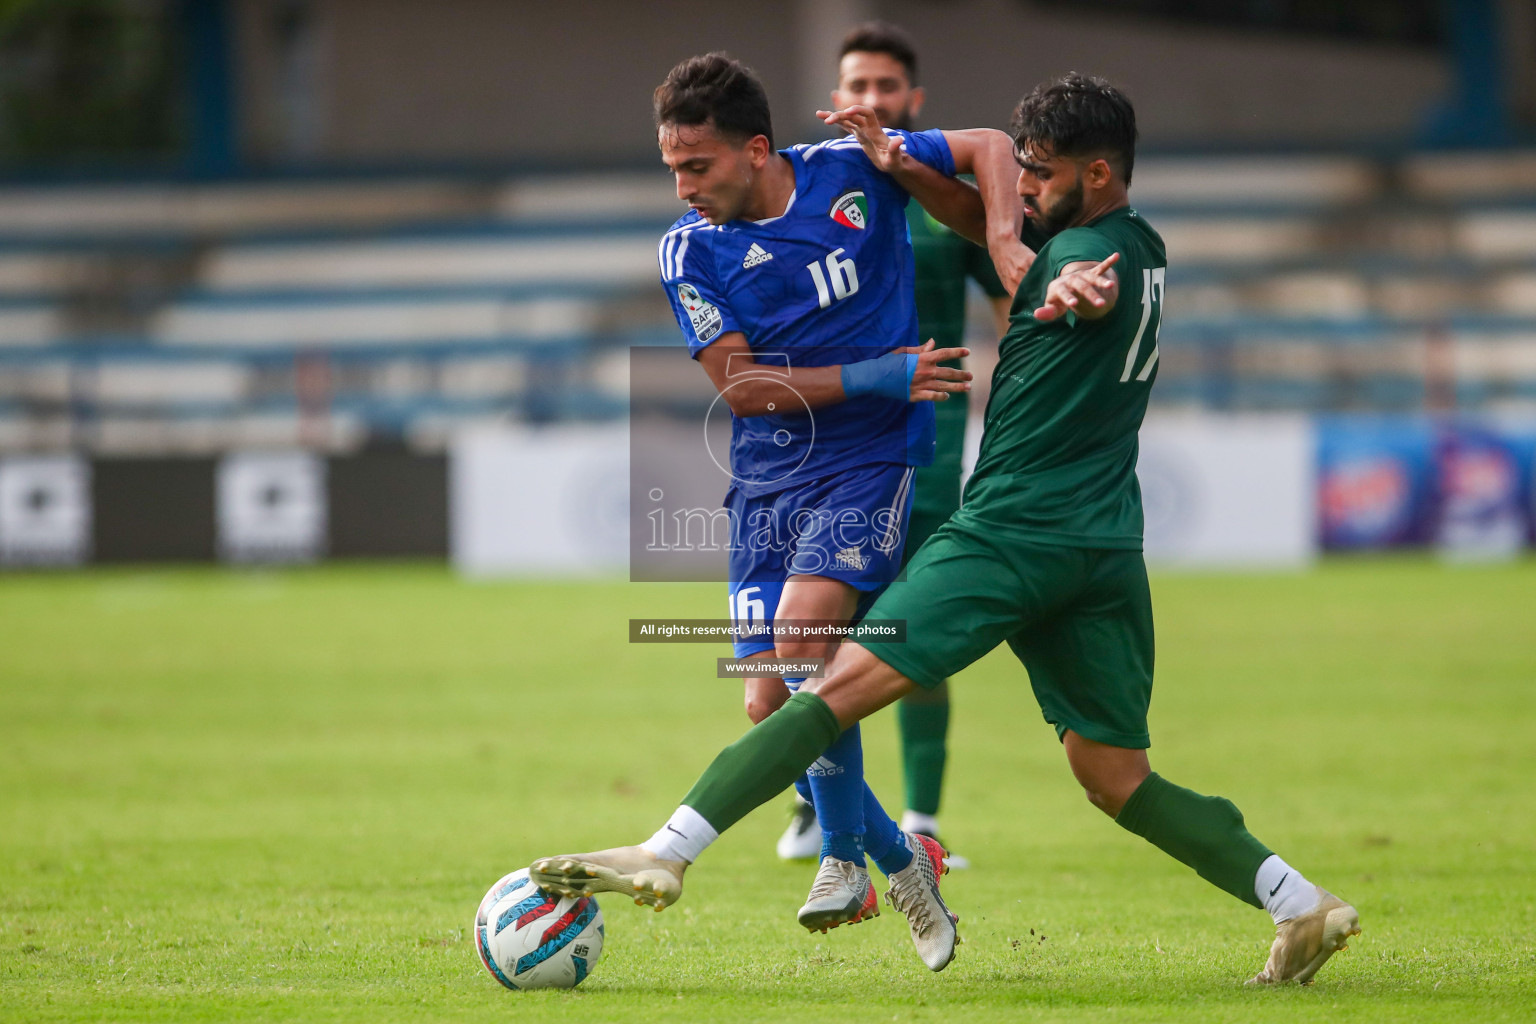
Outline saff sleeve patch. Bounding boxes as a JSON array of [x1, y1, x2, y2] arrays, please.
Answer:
[[677, 282, 724, 343]]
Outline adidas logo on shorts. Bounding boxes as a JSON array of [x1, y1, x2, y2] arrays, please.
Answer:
[[743, 243, 774, 269], [834, 546, 869, 571]]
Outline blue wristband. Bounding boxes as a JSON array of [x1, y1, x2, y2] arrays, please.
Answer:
[[840, 352, 918, 401]]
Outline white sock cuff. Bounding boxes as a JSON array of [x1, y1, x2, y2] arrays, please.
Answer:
[[1255, 854, 1319, 924], [900, 810, 939, 836], [640, 805, 719, 864]]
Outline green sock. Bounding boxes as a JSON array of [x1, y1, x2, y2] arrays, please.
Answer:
[[682, 690, 841, 834], [897, 683, 949, 816], [1114, 772, 1273, 908]]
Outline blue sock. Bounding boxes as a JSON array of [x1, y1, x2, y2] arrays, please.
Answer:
[[807, 722, 867, 863], [862, 784, 913, 876]]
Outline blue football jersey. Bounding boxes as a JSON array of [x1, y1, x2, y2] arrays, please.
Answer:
[[659, 129, 955, 497]]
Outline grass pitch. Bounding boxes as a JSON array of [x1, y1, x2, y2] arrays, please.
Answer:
[[2, 558, 1534, 1022]]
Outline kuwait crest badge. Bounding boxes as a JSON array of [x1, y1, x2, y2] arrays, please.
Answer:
[[830, 190, 868, 230]]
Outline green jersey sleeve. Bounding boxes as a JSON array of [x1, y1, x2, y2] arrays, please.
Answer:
[[1046, 226, 1117, 279]]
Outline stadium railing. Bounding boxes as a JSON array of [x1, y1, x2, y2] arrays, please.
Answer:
[[3, 153, 1536, 455]]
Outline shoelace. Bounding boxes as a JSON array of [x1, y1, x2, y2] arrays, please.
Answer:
[[808, 859, 863, 901], [885, 868, 936, 937]]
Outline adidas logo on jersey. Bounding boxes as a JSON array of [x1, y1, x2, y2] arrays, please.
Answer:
[[742, 243, 774, 269]]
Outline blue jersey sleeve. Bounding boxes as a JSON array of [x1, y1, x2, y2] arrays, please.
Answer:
[[796, 129, 955, 185], [889, 128, 956, 178], [658, 221, 739, 356]]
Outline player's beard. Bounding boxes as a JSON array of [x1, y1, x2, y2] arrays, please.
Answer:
[[882, 106, 914, 132], [1031, 172, 1085, 238]]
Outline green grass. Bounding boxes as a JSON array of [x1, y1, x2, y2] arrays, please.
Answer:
[[2, 558, 1534, 1022]]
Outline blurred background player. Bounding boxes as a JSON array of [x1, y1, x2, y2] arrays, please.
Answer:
[[776, 21, 1017, 870], [650, 51, 1019, 936]]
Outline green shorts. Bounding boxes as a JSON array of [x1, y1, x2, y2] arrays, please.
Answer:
[[902, 502, 955, 571], [859, 513, 1155, 749]]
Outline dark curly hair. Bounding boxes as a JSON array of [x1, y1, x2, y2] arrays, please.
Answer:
[[1010, 73, 1137, 185], [654, 52, 774, 148]]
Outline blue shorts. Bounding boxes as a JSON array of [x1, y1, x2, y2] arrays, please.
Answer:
[[727, 462, 916, 658]]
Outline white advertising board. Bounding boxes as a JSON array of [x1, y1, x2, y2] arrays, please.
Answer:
[[0, 455, 91, 566], [452, 416, 1312, 577], [1138, 414, 1316, 568], [217, 452, 327, 563], [451, 425, 628, 576]]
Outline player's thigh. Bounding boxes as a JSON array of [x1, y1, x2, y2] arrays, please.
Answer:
[[774, 573, 861, 660], [1007, 549, 1154, 750], [855, 519, 1036, 690]]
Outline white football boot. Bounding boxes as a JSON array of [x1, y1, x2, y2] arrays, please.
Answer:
[[796, 856, 880, 932], [777, 794, 823, 861], [910, 829, 970, 871], [884, 832, 960, 971], [1247, 887, 1361, 985], [529, 846, 686, 911], [900, 812, 969, 870]]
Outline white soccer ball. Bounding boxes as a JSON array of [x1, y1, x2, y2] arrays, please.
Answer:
[[474, 868, 604, 990]]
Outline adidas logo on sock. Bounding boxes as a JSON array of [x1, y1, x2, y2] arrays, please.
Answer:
[[807, 755, 845, 777], [742, 243, 774, 269]]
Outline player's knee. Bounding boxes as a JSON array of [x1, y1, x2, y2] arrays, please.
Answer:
[[1081, 766, 1152, 817], [742, 674, 790, 724], [774, 639, 831, 662], [1082, 785, 1124, 818], [744, 695, 777, 724], [1073, 763, 1146, 818], [1063, 731, 1150, 818]]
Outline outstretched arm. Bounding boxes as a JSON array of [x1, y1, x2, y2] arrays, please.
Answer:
[[695, 334, 971, 417], [819, 106, 1032, 294], [943, 127, 1032, 295], [1034, 253, 1121, 322], [818, 106, 990, 245]]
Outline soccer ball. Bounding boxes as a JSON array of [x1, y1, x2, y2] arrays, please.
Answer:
[[473, 868, 604, 990]]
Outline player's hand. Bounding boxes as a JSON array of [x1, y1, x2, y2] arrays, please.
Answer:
[[990, 236, 1035, 296], [894, 339, 971, 401], [1034, 253, 1120, 322], [817, 105, 917, 177]]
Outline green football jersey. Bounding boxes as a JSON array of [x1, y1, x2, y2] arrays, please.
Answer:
[[905, 198, 1008, 515], [959, 206, 1166, 548]]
